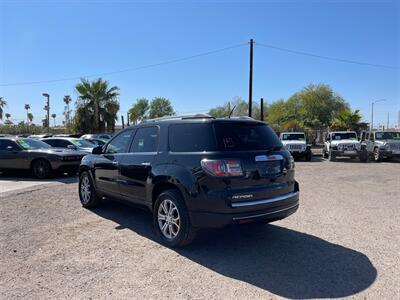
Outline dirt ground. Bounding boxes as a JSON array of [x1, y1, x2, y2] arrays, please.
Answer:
[[1, 158, 399, 299]]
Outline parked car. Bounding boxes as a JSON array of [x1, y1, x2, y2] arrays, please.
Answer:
[[0, 137, 85, 178], [78, 115, 299, 247], [28, 134, 53, 139], [42, 137, 95, 153], [53, 134, 83, 138], [323, 131, 367, 162], [81, 134, 112, 140], [361, 130, 400, 162], [83, 138, 107, 147], [280, 132, 312, 161]]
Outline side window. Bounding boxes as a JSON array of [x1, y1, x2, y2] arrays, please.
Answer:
[[44, 139, 56, 147], [370, 133, 374, 141], [0, 140, 19, 150], [169, 124, 216, 152], [57, 140, 70, 147], [106, 130, 133, 154], [130, 127, 159, 153]]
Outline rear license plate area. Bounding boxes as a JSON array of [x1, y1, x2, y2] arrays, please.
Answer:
[[256, 160, 282, 177]]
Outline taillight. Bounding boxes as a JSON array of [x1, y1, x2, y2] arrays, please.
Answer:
[[201, 159, 243, 177]]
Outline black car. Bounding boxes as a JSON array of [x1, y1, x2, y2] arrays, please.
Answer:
[[78, 115, 299, 247], [0, 137, 86, 178]]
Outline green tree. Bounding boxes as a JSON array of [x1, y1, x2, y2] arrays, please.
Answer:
[[103, 100, 120, 132], [75, 78, 120, 132], [129, 98, 150, 124], [4, 113, 12, 125], [291, 83, 348, 128], [331, 109, 362, 131], [0, 97, 6, 120], [27, 113, 34, 123], [148, 97, 174, 119], [208, 97, 265, 120]]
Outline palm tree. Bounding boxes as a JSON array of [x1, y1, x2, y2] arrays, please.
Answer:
[[75, 78, 120, 132], [27, 113, 34, 123], [331, 109, 362, 131], [0, 97, 7, 120], [51, 113, 57, 127], [24, 104, 31, 123], [4, 113, 11, 125], [63, 95, 72, 126]]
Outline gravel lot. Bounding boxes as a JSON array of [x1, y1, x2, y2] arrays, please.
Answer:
[[1, 159, 399, 299]]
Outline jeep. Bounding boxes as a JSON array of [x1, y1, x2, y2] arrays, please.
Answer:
[[78, 115, 299, 247], [361, 130, 400, 162], [323, 131, 367, 162], [280, 132, 312, 161]]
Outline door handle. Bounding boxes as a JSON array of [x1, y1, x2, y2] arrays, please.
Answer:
[[112, 161, 119, 166], [141, 162, 151, 166]]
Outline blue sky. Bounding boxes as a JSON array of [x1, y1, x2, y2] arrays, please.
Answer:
[[0, 0, 399, 127]]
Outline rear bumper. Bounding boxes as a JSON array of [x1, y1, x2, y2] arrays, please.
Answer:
[[189, 191, 299, 228], [290, 150, 310, 157]]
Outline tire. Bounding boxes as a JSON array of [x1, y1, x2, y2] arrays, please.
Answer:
[[373, 147, 382, 162], [359, 151, 368, 162], [305, 151, 312, 161], [79, 171, 101, 208], [153, 189, 197, 247], [328, 150, 336, 162], [31, 159, 51, 179], [323, 148, 329, 159]]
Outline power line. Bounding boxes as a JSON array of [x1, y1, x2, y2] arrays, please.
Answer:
[[0, 43, 248, 87], [256, 42, 399, 70]]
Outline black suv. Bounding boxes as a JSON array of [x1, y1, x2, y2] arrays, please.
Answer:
[[78, 115, 299, 247]]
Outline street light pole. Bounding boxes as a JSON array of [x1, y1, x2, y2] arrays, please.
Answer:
[[371, 99, 386, 131], [42, 93, 50, 133]]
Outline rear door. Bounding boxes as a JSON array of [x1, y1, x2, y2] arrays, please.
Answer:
[[93, 130, 135, 197], [118, 126, 159, 204]]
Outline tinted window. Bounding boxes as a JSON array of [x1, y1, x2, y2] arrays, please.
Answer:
[[169, 124, 216, 152], [214, 122, 282, 151], [130, 127, 159, 153], [0, 140, 19, 151], [70, 139, 94, 148], [106, 130, 133, 154], [43, 139, 57, 147], [16, 139, 51, 149]]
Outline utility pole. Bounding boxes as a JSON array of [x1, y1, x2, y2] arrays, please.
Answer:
[[42, 93, 50, 133], [371, 99, 386, 131], [121, 115, 125, 129], [127, 112, 130, 126], [387, 112, 389, 130], [260, 98, 264, 121], [248, 38, 254, 117]]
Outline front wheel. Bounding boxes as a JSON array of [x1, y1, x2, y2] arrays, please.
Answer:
[[32, 159, 51, 179], [305, 151, 312, 161], [153, 189, 197, 247], [79, 171, 101, 208], [373, 148, 383, 162], [359, 151, 368, 162]]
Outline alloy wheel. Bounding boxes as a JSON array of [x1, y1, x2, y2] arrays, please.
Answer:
[[80, 175, 91, 204], [157, 199, 181, 239]]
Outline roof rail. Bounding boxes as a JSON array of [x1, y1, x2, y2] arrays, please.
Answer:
[[141, 114, 215, 123]]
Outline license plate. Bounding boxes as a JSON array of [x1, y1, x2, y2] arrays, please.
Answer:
[[344, 151, 356, 154], [257, 161, 282, 177]]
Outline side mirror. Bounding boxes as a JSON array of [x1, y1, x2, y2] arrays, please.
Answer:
[[92, 146, 103, 154], [67, 144, 77, 150]]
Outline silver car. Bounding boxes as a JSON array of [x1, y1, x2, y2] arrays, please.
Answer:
[[361, 131, 400, 162]]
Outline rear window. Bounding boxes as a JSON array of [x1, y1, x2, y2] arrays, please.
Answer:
[[214, 122, 282, 151], [169, 124, 216, 152]]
